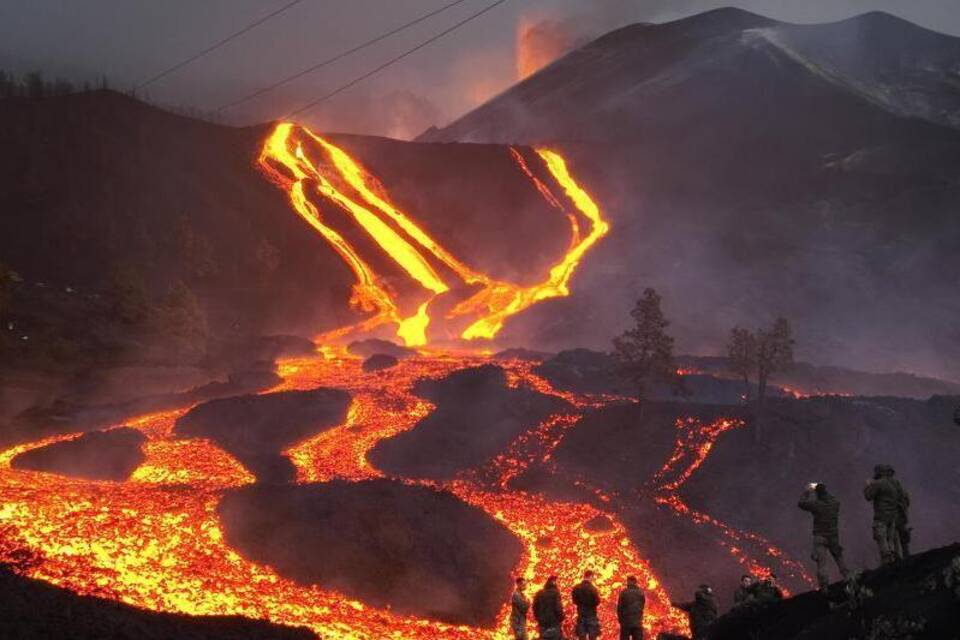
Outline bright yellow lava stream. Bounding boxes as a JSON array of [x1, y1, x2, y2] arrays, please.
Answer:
[[258, 123, 609, 346]]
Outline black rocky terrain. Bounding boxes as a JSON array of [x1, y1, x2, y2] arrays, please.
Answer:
[[361, 353, 399, 372], [534, 394, 960, 601], [0, 564, 316, 640], [369, 364, 570, 479], [709, 543, 960, 640], [217, 479, 522, 627], [174, 387, 351, 483], [346, 338, 416, 360], [10, 426, 146, 481]]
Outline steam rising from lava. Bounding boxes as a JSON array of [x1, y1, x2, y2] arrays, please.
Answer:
[[258, 122, 608, 347]]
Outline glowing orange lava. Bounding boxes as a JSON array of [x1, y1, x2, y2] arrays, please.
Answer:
[[258, 123, 608, 346], [648, 417, 813, 590], [0, 352, 694, 639], [0, 127, 814, 639]]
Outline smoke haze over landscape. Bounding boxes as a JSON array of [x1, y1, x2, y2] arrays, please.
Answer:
[[3, 1, 960, 137]]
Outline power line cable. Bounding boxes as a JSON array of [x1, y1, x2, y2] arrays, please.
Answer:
[[136, 0, 306, 91], [285, 0, 511, 119], [216, 0, 474, 113]]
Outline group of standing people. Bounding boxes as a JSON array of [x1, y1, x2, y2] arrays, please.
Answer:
[[508, 463, 914, 640], [798, 464, 912, 590], [511, 571, 646, 640]]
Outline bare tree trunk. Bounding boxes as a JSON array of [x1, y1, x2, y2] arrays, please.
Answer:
[[754, 371, 768, 442]]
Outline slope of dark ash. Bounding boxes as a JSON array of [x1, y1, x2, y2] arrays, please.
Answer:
[[217, 480, 522, 627], [680, 395, 960, 575], [420, 10, 960, 381], [368, 364, 570, 479], [0, 564, 316, 640], [537, 396, 960, 601], [174, 388, 351, 483], [361, 353, 399, 372], [346, 338, 416, 360], [10, 427, 146, 481], [709, 543, 960, 640]]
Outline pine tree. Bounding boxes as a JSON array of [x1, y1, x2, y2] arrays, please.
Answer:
[[613, 288, 677, 404]]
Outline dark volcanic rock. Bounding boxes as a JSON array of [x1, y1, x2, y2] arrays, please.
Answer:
[[534, 349, 634, 396], [361, 353, 399, 372], [541, 394, 960, 600], [493, 348, 553, 362], [710, 543, 960, 640], [218, 480, 522, 626], [175, 388, 351, 483], [368, 364, 570, 479], [11, 427, 146, 481], [681, 396, 960, 579], [0, 564, 316, 640], [204, 334, 317, 373], [347, 338, 416, 360], [550, 402, 713, 488], [535, 349, 749, 403]]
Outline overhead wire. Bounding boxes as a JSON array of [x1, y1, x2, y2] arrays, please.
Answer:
[[214, 0, 475, 113], [285, 0, 512, 118], [136, 0, 306, 90]]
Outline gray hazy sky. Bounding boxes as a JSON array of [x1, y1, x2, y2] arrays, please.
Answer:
[[1, 1, 958, 137]]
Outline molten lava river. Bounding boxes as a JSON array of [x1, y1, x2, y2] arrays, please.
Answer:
[[0, 123, 811, 638]]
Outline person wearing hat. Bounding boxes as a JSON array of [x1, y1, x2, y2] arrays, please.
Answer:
[[799, 482, 851, 589], [864, 464, 905, 564]]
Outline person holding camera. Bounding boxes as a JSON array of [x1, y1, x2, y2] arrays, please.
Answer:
[[799, 482, 851, 590]]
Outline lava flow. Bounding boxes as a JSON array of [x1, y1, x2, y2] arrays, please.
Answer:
[[0, 350, 689, 639], [0, 126, 811, 639], [258, 122, 609, 346], [649, 417, 813, 589]]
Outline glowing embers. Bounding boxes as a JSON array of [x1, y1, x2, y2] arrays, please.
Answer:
[[257, 123, 609, 346], [0, 352, 689, 639]]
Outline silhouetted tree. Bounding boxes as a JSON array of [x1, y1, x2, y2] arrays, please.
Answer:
[[756, 317, 795, 406], [727, 326, 757, 401], [613, 288, 678, 406]]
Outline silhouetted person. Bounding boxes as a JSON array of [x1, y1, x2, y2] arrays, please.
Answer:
[[673, 584, 717, 640], [798, 482, 851, 589], [888, 467, 912, 557], [616, 575, 646, 640], [512, 577, 531, 640], [533, 575, 565, 640], [732, 574, 757, 609], [572, 569, 601, 640], [755, 574, 784, 604], [864, 464, 904, 564]]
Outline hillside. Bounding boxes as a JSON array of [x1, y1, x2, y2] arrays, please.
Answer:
[[0, 90, 574, 435], [709, 543, 960, 640], [421, 9, 960, 381]]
